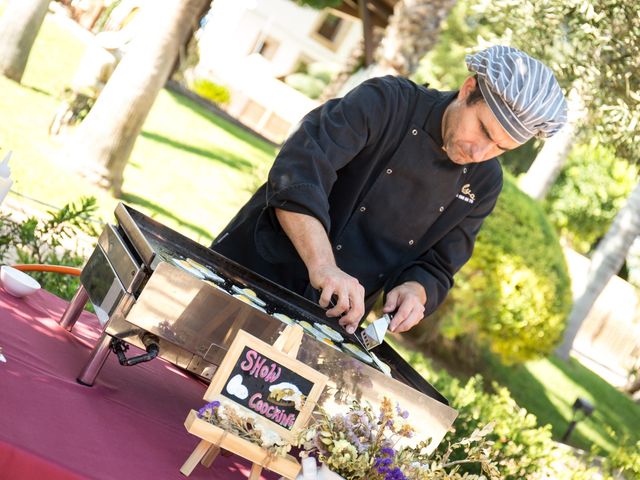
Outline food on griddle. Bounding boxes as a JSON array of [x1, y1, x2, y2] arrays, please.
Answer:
[[320, 337, 342, 351], [314, 322, 344, 343], [230, 285, 267, 307], [272, 312, 295, 325], [297, 320, 324, 338], [370, 351, 392, 377], [341, 342, 373, 364], [170, 257, 205, 280], [203, 280, 226, 292], [232, 294, 267, 313], [185, 258, 225, 283]]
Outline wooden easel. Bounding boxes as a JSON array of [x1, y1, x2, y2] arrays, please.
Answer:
[[180, 325, 308, 480]]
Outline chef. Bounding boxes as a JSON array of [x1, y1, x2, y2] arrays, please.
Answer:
[[212, 46, 567, 335]]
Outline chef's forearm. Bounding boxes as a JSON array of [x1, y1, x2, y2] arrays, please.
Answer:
[[274, 208, 335, 271]]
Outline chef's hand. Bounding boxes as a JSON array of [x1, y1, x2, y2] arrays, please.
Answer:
[[383, 281, 427, 333], [309, 264, 365, 334]]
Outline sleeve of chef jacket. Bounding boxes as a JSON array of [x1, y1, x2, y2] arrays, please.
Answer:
[[392, 168, 503, 317], [262, 77, 392, 231]]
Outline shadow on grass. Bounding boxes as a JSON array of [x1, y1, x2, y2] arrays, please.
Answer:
[[119, 191, 213, 241], [22, 83, 53, 97], [140, 130, 254, 172], [164, 90, 278, 157]]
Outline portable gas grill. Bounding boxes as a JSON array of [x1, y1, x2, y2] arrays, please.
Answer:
[[60, 203, 457, 450]]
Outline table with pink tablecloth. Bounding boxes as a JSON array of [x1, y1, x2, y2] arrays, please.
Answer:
[[0, 287, 278, 480]]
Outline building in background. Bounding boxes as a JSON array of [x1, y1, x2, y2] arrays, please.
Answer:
[[197, 0, 362, 143]]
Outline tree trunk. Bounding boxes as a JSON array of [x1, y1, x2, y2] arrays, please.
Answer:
[[556, 181, 640, 359], [375, 0, 457, 76], [321, 0, 456, 100], [519, 85, 585, 200], [67, 0, 210, 196], [0, 0, 51, 82]]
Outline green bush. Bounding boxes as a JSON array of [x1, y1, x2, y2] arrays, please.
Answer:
[[284, 72, 326, 99], [0, 197, 98, 301], [413, 173, 572, 363], [395, 345, 640, 479], [398, 346, 557, 479], [191, 78, 231, 105], [285, 62, 338, 99], [544, 141, 638, 254]]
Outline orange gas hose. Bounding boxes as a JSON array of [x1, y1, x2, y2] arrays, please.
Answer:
[[12, 264, 82, 276]]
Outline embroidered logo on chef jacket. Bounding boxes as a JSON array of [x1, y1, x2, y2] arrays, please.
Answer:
[[456, 184, 475, 204]]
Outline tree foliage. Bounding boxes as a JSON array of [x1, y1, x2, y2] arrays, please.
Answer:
[[545, 142, 639, 254], [293, 0, 343, 9], [475, 0, 640, 162]]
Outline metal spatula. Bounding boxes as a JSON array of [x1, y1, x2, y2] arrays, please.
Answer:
[[360, 313, 392, 350]]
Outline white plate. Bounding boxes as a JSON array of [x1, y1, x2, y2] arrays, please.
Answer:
[[1, 266, 40, 298]]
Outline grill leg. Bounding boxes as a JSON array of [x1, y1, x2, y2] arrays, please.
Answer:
[[77, 333, 111, 386], [59, 285, 90, 331]]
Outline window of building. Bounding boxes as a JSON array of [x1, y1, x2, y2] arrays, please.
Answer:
[[239, 100, 267, 131], [311, 12, 348, 51], [264, 113, 291, 143], [251, 35, 280, 61], [316, 13, 343, 43]]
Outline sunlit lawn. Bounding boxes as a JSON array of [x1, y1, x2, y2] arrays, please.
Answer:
[[484, 353, 640, 454], [0, 12, 277, 244]]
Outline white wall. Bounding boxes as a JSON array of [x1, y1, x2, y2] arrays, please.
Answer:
[[200, 0, 361, 77]]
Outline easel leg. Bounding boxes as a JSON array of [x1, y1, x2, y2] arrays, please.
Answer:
[[180, 439, 213, 476], [201, 444, 221, 467], [248, 462, 263, 480]]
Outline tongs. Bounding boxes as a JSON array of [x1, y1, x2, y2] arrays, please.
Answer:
[[360, 313, 392, 350]]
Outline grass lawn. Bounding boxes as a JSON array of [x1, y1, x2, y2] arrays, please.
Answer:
[[0, 11, 277, 244], [392, 340, 640, 456], [483, 353, 640, 454]]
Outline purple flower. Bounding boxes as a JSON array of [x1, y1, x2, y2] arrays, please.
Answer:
[[197, 400, 220, 418], [395, 403, 409, 419], [381, 447, 395, 457]]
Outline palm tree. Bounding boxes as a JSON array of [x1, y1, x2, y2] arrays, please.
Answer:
[[66, 0, 211, 196], [322, 0, 457, 99], [556, 180, 640, 359], [375, 0, 457, 76], [519, 84, 585, 200], [0, 0, 51, 82]]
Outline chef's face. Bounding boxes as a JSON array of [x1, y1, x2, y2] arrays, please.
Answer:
[[442, 77, 520, 165]]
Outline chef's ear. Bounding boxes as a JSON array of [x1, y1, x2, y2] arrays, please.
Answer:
[[458, 76, 478, 101]]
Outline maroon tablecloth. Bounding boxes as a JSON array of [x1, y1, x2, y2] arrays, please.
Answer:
[[0, 286, 279, 480]]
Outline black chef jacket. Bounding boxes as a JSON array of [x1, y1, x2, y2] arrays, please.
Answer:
[[212, 75, 503, 316]]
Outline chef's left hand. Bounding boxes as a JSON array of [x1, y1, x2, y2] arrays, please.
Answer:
[[383, 281, 427, 333]]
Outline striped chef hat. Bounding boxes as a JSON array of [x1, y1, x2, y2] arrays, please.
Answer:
[[465, 45, 567, 144]]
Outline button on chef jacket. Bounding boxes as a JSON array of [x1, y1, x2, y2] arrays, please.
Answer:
[[212, 76, 503, 316]]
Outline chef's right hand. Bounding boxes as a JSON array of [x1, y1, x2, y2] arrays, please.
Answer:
[[309, 264, 365, 334]]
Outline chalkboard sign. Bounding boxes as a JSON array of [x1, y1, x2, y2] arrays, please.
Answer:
[[205, 329, 328, 442]]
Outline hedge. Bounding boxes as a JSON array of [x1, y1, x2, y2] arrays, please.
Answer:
[[412, 172, 572, 363]]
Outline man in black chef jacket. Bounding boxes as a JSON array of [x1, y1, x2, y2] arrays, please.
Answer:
[[212, 46, 568, 335]]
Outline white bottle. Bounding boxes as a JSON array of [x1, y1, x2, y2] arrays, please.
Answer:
[[0, 151, 13, 207]]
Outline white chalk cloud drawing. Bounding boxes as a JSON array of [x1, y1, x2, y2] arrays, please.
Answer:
[[226, 374, 249, 400]]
